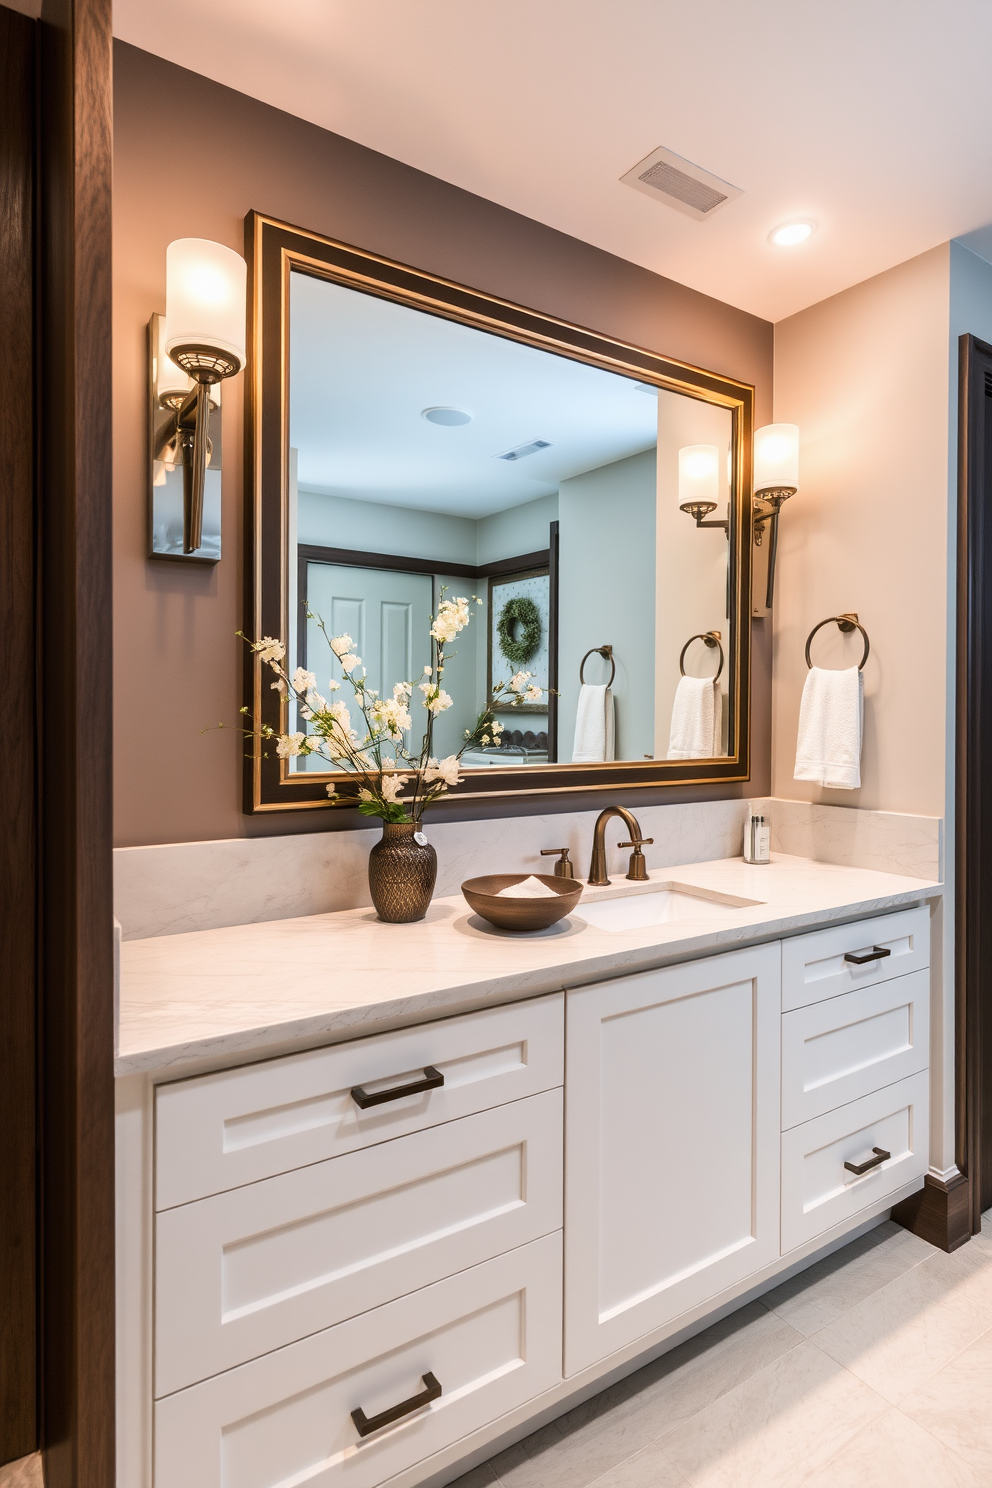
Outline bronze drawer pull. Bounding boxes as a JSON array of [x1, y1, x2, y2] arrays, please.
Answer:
[[351, 1066, 444, 1109], [351, 1371, 442, 1437], [844, 946, 892, 966], [844, 1146, 891, 1176]]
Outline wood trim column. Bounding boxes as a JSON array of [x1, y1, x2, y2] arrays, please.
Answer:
[[0, 4, 40, 1465], [37, 0, 115, 1484]]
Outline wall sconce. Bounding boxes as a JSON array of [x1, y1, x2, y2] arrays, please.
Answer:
[[678, 444, 728, 533], [149, 238, 247, 560], [753, 422, 799, 609]]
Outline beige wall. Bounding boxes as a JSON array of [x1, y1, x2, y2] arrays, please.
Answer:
[[771, 246, 951, 816], [112, 42, 773, 849]]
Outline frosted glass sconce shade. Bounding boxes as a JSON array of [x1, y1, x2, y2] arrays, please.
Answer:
[[753, 423, 799, 494], [165, 238, 247, 371], [678, 444, 720, 507]]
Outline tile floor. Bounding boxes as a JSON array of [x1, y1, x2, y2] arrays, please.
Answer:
[[450, 1211, 992, 1488]]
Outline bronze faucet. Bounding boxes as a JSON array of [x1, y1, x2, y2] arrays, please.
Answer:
[[588, 806, 654, 886]]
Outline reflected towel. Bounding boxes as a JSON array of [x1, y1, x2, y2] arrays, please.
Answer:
[[794, 665, 863, 789], [667, 676, 720, 759], [572, 683, 615, 763]]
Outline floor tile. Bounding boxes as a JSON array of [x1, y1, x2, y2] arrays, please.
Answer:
[[488, 1304, 801, 1488], [812, 1236, 992, 1403], [801, 1406, 986, 1488], [763, 1219, 933, 1336], [445, 1466, 500, 1488], [659, 1340, 886, 1488], [899, 1324, 992, 1474], [585, 1439, 689, 1488]]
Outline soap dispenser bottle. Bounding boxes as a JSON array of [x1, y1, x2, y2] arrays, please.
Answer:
[[743, 802, 771, 865]]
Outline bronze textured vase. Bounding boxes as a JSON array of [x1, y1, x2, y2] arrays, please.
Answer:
[[368, 821, 437, 923]]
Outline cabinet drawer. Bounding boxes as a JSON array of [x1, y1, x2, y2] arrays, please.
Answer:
[[781, 906, 929, 1012], [781, 970, 930, 1129], [155, 1233, 562, 1488], [781, 1071, 929, 1252], [155, 1089, 562, 1397], [156, 994, 563, 1209]]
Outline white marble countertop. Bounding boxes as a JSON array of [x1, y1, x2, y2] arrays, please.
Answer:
[[116, 853, 941, 1079]]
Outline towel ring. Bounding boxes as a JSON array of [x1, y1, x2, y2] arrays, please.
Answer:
[[579, 645, 615, 687], [679, 631, 724, 682], [805, 613, 870, 671]]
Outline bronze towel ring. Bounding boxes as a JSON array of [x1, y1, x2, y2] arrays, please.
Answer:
[[579, 645, 616, 687], [679, 631, 724, 682], [805, 613, 870, 671]]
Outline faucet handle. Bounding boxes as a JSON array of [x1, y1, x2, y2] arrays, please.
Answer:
[[541, 847, 575, 879], [617, 838, 653, 883]]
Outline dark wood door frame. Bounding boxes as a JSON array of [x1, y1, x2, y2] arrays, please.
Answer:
[[956, 332, 992, 1234], [0, 0, 115, 1481]]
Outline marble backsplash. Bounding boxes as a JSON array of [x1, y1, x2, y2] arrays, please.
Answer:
[[114, 796, 942, 940]]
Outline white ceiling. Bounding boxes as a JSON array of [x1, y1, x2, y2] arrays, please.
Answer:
[[114, 0, 992, 322], [290, 272, 662, 516]]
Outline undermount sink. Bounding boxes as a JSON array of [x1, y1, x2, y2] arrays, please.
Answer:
[[575, 882, 764, 932]]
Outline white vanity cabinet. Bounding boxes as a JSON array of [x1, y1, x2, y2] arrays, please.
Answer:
[[563, 943, 782, 1376], [128, 899, 935, 1488]]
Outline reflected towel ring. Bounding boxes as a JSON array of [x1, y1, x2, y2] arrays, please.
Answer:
[[679, 631, 724, 682], [579, 645, 615, 687], [805, 613, 870, 671]]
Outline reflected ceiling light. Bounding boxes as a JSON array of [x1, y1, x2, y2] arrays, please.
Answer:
[[422, 406, 472, 426], [769, 220, 815, 247]]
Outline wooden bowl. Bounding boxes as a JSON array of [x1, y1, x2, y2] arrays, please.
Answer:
[[461, 874, 583, 931]]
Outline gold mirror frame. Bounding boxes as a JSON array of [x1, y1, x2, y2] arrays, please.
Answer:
[[244, 211, 754, 814]]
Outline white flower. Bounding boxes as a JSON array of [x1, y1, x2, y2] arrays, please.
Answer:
[[430, 596, 471, 645], [340, 652, 361, 673], [275, 731, 306, 758], [292, 667, 316, 693], [393, 680, 413, 701], [524, 685, 543, 702], [423, 664, 432, 675], [270, 679, 287, 694], [253, 636, 285, 664], [329, 633, 354, 658], [509, 670, 533, 694], [491, 719, 504, 735], [327, 678, 340, 691], [424, 755, 460, 788], [368, 696, 412, 739], [360, 772, 409, 805], [424, 688, 453, 715], [325, 783, 338, 799]]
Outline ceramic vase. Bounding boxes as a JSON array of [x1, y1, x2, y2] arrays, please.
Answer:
[[368, 821, 437, 923]]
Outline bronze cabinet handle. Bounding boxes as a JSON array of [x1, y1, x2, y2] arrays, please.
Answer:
[[351, 1066, 444, 1109], [351, 1372, 442, 1437], [844, 946, 892, 965], [844, 1146, 891, 1176]]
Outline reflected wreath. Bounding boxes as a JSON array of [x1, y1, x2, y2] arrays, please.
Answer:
[[496, 596, 542, 665]]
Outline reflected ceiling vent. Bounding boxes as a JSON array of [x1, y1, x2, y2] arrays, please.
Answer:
[[497, 438, 552, 462], [620, 145, 742, 221]]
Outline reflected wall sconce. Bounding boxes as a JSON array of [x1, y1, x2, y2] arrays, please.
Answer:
[[149, 238, 247, 560], [752, 422, 799, 609], [678, 444, 728, 533]]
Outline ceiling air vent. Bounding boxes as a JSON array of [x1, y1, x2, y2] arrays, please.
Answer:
[[620, 145, 742, 221], [497, 439, 552, 462]]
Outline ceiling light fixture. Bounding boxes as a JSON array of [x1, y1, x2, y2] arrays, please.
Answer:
[[422, 406, 472, 426], [769, 221, 815, 247]]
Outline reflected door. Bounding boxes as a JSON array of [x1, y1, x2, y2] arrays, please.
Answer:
[[303, 563, 433, 766]]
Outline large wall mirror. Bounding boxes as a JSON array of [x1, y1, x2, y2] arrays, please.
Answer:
[[246, 213, 753, 813]]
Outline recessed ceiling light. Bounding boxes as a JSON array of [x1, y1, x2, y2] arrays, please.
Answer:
[[769, 221, 815, 247], [422, 406, 472, 426]]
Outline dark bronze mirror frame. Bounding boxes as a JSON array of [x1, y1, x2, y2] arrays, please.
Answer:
[[244, 210, 754, 814]]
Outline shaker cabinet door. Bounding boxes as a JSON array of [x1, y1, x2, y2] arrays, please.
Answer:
[[564, 943, 781, 1376]]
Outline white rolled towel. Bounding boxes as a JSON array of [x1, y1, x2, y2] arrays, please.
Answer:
[[667, 676, 720, 759], [794, 665, 863, 789], [572, 683, 615, 763]]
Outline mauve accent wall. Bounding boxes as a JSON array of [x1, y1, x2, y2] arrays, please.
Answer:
[[113, 40, 773, 848]]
